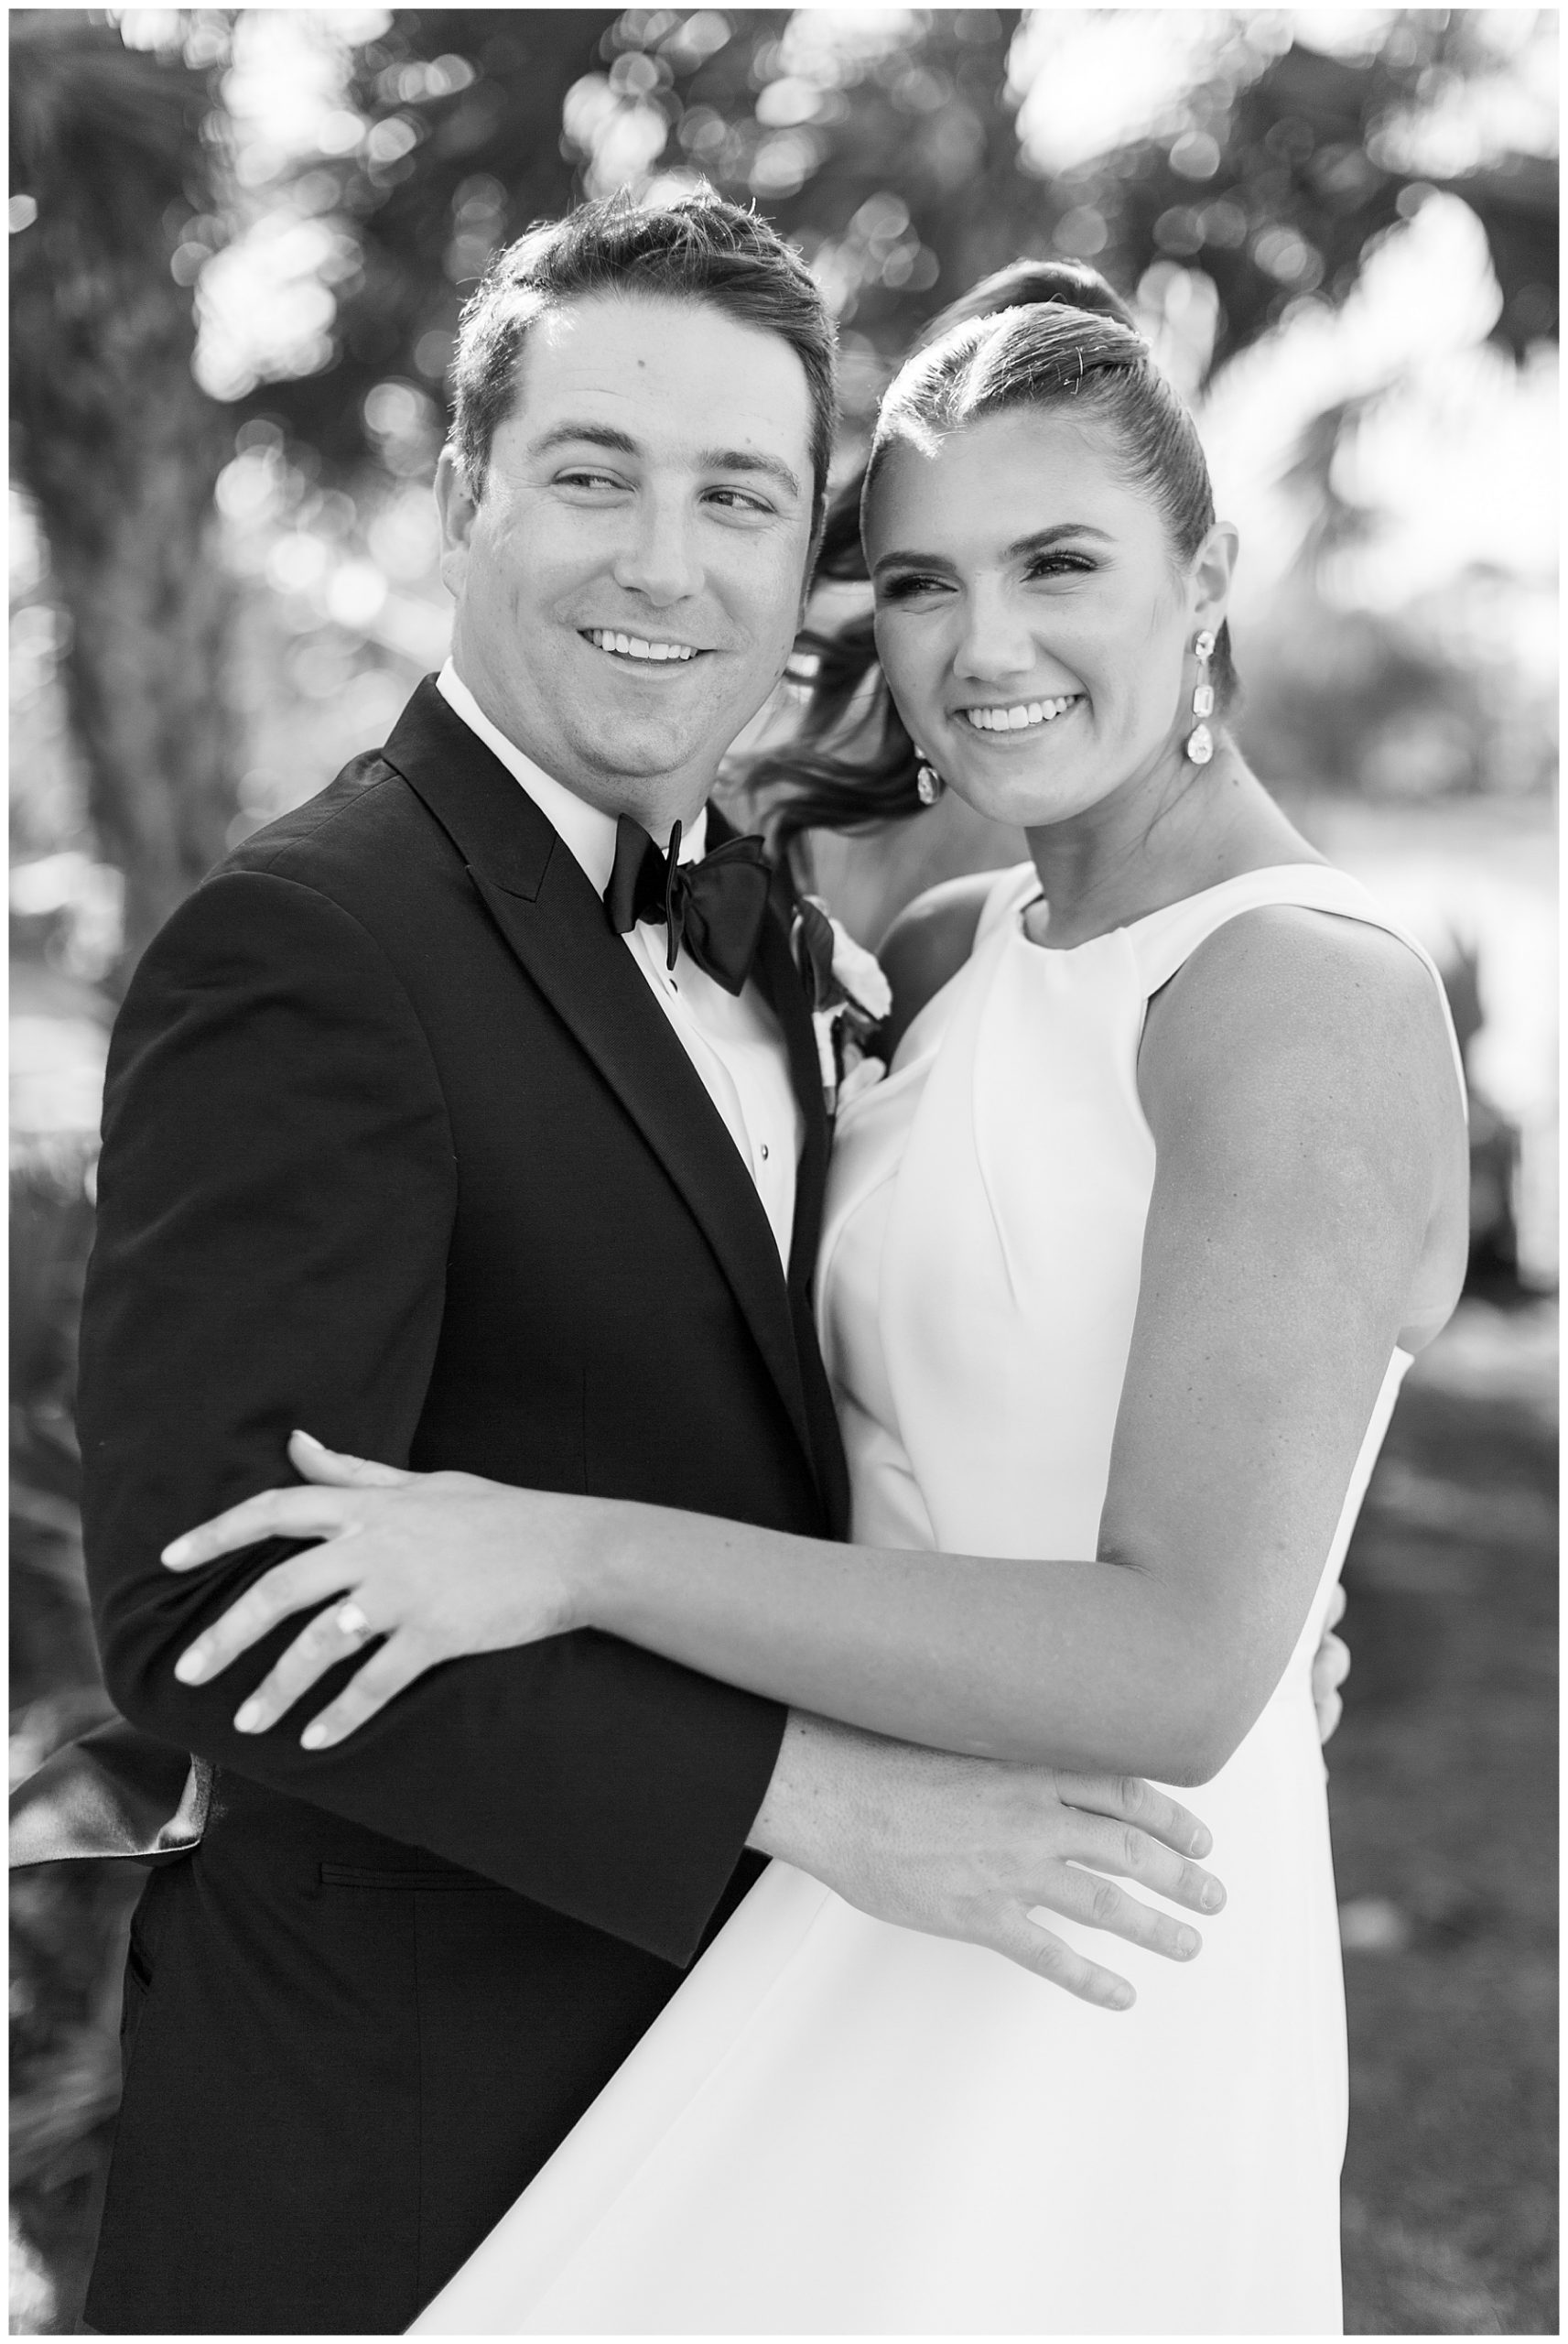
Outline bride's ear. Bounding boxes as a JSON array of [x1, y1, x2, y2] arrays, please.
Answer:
[[1192, 519, 1238, 635]]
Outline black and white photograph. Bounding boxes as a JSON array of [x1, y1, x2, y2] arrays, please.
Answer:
[[9, 6, 1557, 2334]]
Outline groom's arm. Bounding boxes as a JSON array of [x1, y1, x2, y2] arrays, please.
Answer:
[[81, 865, 784, 1965]]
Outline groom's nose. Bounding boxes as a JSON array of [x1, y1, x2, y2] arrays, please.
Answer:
[[611, 485, 704, 608]]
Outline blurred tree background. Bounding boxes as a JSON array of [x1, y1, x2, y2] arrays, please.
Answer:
[[9, 8, 1558, 2331]]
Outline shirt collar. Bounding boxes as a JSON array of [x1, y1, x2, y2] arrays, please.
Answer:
[[437, 660, 708, 895]]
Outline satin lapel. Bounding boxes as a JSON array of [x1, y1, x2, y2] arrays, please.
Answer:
[[749, 889, 831, 1293], [741, 849, 849, 1536], [385, 684, 818, 1478]]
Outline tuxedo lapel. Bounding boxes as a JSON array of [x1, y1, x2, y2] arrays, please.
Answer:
[[747, 865, 831, 1294], [384, 682, 819, 1483], [717, 815, 849, 1536]]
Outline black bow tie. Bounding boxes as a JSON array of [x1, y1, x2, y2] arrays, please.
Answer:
[[604, 814, 773, 996]]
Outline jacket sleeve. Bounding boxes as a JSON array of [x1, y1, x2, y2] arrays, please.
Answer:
[[79, 868, 785, 1964]]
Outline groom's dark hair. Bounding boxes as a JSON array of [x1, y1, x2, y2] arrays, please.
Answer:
[[449, 192, 838, 530]]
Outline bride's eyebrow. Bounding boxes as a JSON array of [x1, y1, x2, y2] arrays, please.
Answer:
[[870, 548, 956, 579], [1004, 523, 1115, 559]]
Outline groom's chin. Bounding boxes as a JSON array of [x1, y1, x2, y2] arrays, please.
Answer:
[[572, 711, 726, 790]]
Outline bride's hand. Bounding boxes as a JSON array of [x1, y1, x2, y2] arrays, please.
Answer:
[[163, 1432, 587, 1747]]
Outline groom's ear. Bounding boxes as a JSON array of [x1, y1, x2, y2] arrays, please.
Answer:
[[435, 446, 480, 592]]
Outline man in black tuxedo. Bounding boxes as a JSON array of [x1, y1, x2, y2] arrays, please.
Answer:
[[77, 198, 1208, 2334]]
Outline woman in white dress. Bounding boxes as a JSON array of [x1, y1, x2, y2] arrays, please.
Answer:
[[169, 273, 1468, 2333]]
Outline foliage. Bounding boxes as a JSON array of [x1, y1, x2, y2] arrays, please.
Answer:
[[9, 12, 241, 964], [1238, 595, 1555, 802], [10, 1141, 138, 2338], [1045, 16, 1556, 375], [242, 6, 1555, 487], [7, 9, 1556, 966], [1334, 1308, 1558, 2331], [236, 10, 619, 476]]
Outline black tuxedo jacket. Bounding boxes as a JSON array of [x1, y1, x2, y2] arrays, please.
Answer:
[[78, 679, 849, 2334]]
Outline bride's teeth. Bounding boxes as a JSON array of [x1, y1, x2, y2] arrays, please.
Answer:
[[963, 694, 1076, 731]]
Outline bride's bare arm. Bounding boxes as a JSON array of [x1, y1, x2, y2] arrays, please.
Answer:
[[167, 912, 1464, 1785], [567, 914, 1462, 1774]]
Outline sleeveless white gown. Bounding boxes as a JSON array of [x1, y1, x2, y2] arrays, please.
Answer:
[[415, 863, 1465, 2337]]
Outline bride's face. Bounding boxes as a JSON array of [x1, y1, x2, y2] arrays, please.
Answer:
[[867, 407, 1232, 833]]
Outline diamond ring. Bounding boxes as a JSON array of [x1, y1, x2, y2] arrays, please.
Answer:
[[335, 1599, 373, 1644]]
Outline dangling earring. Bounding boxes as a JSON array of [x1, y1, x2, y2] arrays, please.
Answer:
[[1184, 630, 1217, 765], [914, 750, 945, 806]]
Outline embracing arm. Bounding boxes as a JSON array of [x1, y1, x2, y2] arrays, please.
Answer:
[[560, 909, 1461, 1783], [81, 867, 784, 1960], [175, 908, 1460, 1783]]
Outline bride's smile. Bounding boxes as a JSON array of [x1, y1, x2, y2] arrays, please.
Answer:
[[867, 405, 1236, 848]]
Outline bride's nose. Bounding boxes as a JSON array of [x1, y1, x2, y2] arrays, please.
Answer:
[[949, 577, 1037, 685]]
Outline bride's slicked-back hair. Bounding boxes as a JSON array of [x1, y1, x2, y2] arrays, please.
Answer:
[[757, 261, 1234, 854]]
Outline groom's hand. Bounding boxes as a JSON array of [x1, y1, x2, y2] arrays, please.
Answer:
[[747, 1712, 1225, 2011]]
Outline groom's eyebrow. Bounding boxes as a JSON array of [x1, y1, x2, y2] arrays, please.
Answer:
[[696, 447, 804, 500], [533, 422, 641, 459]]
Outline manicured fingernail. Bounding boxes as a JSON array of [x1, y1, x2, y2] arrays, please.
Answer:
[[1108, 1983, 1134, 2011], [1188, 1826, 1212, 1857], [162, 1537, 192, 1567], [234, 1699, 266, 1733], [1175, 1929, 1201, 1959], [300, 1721, 330, 1750], [174, 1646, 207, 1684], [1201, 1881, 1226, 1912], [291, 1429, 325, 1449]]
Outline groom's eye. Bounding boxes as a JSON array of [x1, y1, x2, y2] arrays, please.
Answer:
[[704, 485, 777, 518]]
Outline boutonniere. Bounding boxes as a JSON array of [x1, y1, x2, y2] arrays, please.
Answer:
[[791, 894, 892, 1116]]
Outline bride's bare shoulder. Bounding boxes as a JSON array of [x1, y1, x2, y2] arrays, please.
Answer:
[[877, 871, 1000, 1054], [1141, 900, 1469, 1341]]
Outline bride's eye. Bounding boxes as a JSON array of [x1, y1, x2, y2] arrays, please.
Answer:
[[1025, 551, 1096, 582], [878, 571, 950, 603]]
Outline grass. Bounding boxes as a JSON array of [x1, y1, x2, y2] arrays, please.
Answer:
[[1334, 1299, 1558, 2334]]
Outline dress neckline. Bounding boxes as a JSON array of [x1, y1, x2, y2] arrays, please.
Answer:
[[1011, 859, 1336, 954]]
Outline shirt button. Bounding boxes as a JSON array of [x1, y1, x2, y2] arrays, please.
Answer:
[[760, 1143, 770, 1161]]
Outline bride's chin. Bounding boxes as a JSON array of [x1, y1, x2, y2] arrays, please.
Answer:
[[947, 765, 1084, 829]]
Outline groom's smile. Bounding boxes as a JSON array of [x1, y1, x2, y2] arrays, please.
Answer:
[[437, 290, 816, 835]]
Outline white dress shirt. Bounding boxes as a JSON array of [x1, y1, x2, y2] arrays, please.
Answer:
[[437, 663, 802, 1269]]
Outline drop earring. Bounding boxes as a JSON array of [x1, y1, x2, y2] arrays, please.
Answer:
[[1184, 630, 1217, 765], [914, 750, 945, 806]]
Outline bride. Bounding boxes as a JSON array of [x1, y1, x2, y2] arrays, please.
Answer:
[[164, 268, 1467, 2332]]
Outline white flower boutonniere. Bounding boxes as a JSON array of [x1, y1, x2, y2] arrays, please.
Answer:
[[791, 894, 892, 1117]]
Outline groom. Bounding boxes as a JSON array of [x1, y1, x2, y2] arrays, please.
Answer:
[[78, 197, 1217, 2335]]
